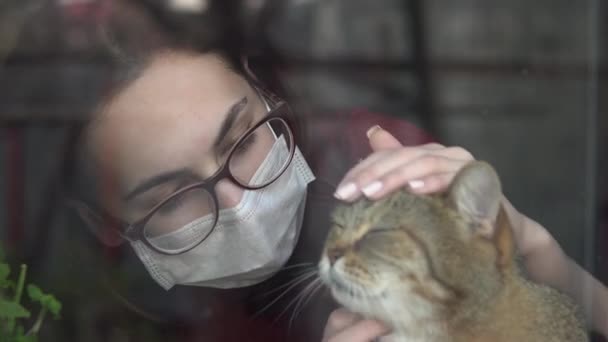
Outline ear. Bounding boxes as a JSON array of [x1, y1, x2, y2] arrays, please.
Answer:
[[493, 205, 515, 267], [68, 200, 125, 247], [448, 161, 502, 237]]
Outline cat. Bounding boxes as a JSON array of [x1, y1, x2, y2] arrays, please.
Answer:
[[318, 161, 587, 341]]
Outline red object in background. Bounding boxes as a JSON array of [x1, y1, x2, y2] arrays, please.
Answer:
[[60, 0, 112, 23]]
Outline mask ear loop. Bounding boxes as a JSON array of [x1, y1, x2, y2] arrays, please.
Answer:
[[242, 55, 261, 84], [243, 54, 281, 142], [241, 54, 284, 106]]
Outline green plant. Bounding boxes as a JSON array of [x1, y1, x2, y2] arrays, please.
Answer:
[[0, 248, 61, 342]]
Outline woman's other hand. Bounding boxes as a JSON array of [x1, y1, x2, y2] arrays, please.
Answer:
[[322, 308, 389, 342]]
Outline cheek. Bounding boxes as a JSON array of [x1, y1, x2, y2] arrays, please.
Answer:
[[318, 256, 330, 279], [339, 254, 376, 285]]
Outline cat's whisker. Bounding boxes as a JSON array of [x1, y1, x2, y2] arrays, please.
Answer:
[[271, 272, 320, 326], [255, 267, 317, 299], [302, 280, 325, 311], [252, 270, 318, 318], [276, 262, 316, 272], [288, 277, 324, 332]]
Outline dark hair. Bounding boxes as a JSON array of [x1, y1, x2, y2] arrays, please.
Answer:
[[61, 0, 303, 213]]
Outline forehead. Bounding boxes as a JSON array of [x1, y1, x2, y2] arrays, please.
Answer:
[[86, 51, 253, 195], [93, 52, 247, 137], [334, 192, 448, 230]]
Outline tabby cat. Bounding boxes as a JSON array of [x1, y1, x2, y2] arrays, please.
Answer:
[[319, 161, 586, 341]]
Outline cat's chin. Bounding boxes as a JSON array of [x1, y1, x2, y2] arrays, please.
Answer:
[[329, 278, 388, 315]]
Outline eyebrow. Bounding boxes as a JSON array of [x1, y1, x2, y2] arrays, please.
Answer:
[[213, 97, 248, 150], [124, 169, 195, 201], [123, 97, 248, 201]]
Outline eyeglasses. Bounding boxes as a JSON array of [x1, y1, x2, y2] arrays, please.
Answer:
[[119, 92, 296, 255]]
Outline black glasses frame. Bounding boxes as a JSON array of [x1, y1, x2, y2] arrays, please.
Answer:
[[116, 96, 296, 255]]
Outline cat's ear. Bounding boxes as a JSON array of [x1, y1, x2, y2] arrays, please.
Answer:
[[448, 161, 502, 236], [68, 199, 125, 247]]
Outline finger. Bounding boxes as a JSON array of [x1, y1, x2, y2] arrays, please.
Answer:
[[433, 146, 474, 161], [419, 142, 445, 150], [335, 148, 429, 201], [324, 320, 389, 342], [367, 144, 464, 175], [404, 173, 456, 195], [366, 124, 447, 153], [343, 152, 467, 200], [334, 151, 391, 201], [341, 145, 471, 193], [343, 150, 397, 182], [360, 156, 468, 199], [367, 125, 402, 151], [323, 308, 362, 337]]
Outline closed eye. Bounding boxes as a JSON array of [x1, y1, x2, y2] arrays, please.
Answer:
[[369, 226, 398, 234], [331, 221, 345, 230], [356, 226, 398, 246]]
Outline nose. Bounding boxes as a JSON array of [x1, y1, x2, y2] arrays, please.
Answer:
[[327, 246, 347, 265], [215, 179, 245, 209]]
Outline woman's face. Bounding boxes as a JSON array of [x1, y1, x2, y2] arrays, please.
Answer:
[[87, 52, 270, 222]]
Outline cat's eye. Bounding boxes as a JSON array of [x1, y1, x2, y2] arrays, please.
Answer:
[[359, 226, 399, 241], [369, 226, 397, 234], [332, 222, 345, 230]]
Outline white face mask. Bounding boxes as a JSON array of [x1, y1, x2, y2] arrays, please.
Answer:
[[130, 136, 315, 290]]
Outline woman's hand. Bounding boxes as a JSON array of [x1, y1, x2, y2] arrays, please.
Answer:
[[334, 125, 475, 201], [322, 308, 389, 342]]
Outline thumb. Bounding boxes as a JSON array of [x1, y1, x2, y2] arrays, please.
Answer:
[[366, 125, 403, 151]]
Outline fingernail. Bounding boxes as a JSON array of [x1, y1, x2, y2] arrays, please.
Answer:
[[361, 181, 383, 197], [408, 180, 425, 189], [334, 183, 358, 200], [366, 125, 382, 139]]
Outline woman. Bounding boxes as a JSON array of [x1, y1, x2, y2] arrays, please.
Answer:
[[64, 5, 608, 342]]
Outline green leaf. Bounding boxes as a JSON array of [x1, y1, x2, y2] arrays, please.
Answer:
[[0, 298, 30, 318], [0, 263, 10, 288], [14, 325, 37, 342], [16, 335, 38, 342], [43, 295, 61, 317], [26, 285, 43, 302], [26, 285, 62, 318]]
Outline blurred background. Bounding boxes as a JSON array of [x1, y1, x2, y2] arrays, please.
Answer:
[[1, 0, 607, 340]]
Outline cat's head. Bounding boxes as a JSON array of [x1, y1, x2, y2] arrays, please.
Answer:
[[319, 161, 515, 328]]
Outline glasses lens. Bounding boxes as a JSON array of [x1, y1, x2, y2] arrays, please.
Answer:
[[229, 116, 293, 188], [143, 187, 216, 253]]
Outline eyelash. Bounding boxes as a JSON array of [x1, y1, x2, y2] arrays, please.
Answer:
[[366, 227, 397, 237], [232, 132, 257, 156], [157, 195, 185, 215], [153, 132, 259, 215]]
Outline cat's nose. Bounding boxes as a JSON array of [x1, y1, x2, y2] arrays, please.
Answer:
[[327, 247, 346, 265]]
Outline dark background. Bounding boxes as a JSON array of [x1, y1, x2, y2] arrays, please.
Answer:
[[1, 0, 606, 340]]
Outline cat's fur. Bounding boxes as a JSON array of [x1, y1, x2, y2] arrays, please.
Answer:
[[319, 161, 586, 341]]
